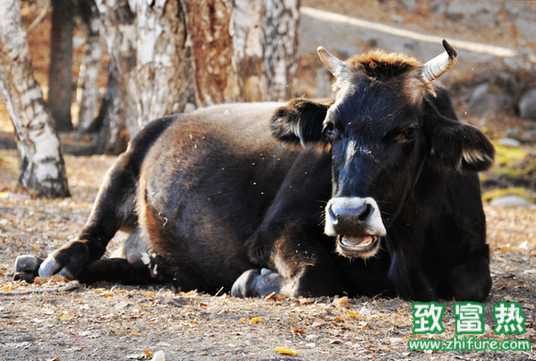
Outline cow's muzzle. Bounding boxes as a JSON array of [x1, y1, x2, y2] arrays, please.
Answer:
[[324, 197, 386, 259]]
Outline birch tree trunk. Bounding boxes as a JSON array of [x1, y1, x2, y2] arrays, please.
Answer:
[[48, 0, 75, 131], [0, 0, 69, 197], [186, 0, 300, 106], [129, 0, 193, 129], [93, 0, 134, 154], [76, 0, 102, 134], [94, 0, 299, 136]]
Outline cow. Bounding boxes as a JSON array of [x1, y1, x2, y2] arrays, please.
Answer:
[[16, 40, 494, 301]]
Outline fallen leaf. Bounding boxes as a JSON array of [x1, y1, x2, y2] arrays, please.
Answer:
[[274, 347, 298, 356], [297, 297, 313, 305], [264, 292, 287, 302], [143, 348, 153, 359], [0, 283, 14, 292], [49, 275, 67, 283], [33, 277, 46, 286], [97, 289, 114, 298], [346, 310, 360, 319], [58, 311, 74, 321], [334, 296, 350, 308], [249, 316, 264, 325], [291, 327, 305, 335]]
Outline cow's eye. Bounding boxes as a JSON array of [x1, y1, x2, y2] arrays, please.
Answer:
[[322, 122, 337, 141], [385, 125, 418, 144]]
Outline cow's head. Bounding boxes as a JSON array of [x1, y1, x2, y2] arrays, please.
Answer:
[[271, 40, 494, 259]]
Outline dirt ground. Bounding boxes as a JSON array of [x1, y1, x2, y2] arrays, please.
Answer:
[[0, 2, 535, 360], [0, 150, 535, 361]]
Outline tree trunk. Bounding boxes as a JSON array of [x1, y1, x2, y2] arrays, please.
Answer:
[[186, 0, 300, 105], [76, 0, 102, 134], [129, 0, 194, 129], [93, 0, 135, 153], [48, 0, 75, 131], [0, 0, 70, 197], [93, 62, 128, 154], [92, 0, 299, 137]]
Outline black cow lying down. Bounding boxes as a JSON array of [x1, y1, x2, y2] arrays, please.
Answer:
[[17, 40, 494, 301]]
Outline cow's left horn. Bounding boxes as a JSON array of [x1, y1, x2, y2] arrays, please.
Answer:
[[317, 46, 350, 80], [421, 40, 458, 82]]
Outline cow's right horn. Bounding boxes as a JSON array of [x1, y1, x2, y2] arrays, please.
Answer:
[[317, 46, 350, 80], [421, 39, 458, 82]]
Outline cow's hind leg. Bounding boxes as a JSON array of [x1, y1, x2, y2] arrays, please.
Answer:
[[37, 118, 172, 280], [77, 259, 152, 284], [38, 153, 138, 279]]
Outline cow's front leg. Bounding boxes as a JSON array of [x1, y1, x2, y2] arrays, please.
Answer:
[[246, 147, 332, 266], [231, 268, 283, 297], [444, 244, 491, 301], [235, 233, 344, 298]]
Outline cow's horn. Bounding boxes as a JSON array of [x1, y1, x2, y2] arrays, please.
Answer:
[[317, 46, 350, 80], [421, 39, 458, 82]]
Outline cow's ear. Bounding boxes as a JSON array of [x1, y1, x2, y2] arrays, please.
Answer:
[[271, 98, 331, 145], [424, 89, 494, 172], [429, 120, 494, 171]]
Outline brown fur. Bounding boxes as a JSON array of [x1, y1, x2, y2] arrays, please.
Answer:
[[346, 50, 421, 80], [341, 50, 433, 104]]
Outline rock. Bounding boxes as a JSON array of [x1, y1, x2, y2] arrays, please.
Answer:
[[468, 83, 513, 117], [498, 138, 521, 147], [446, 0, 500, 25], [515, 18, 536, 43], [519, 89, 536, 120], [150, 351, 166, 361], [400, 0, 417, 12], [489, 195, 532, 208]]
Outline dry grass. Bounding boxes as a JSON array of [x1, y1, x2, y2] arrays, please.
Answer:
[[0, 150, 535, 361]]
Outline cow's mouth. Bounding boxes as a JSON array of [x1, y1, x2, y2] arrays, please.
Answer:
[[336, 235, 380, 259]]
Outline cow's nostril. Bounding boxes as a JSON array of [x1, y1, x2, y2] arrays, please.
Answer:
[[358, 203, 372, 221]]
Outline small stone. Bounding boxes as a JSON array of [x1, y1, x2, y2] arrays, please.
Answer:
[[519, 89, 536, 120], [498, 137, 521, 147], [489, 195, 531, 207], [150, 351, 166, 361], [468, 83, 513, 117]]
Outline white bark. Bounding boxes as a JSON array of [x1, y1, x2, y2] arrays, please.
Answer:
[[186, 0, 300, 105], [77, 0, 102, 134], [0, 0, 69, 197], [230, 0, 299, 101], [94, 0, 134, 152], [129, 0, 193, 129]]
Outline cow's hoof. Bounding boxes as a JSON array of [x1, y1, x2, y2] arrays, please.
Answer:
[[231, 268, 282, 298], [38, 240, 90, 279], [14, 255, 42, 274], [13, 255, 43, 283]]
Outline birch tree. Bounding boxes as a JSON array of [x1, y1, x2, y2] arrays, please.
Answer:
[[128, 0, 299, 131], [90, 0, 299, 137], [48, 0, 75, 131], [76, 0, 102, 134], [185, 0, 300, 106], [93, 0, 135, 153], [0, 0, 69, 197]]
